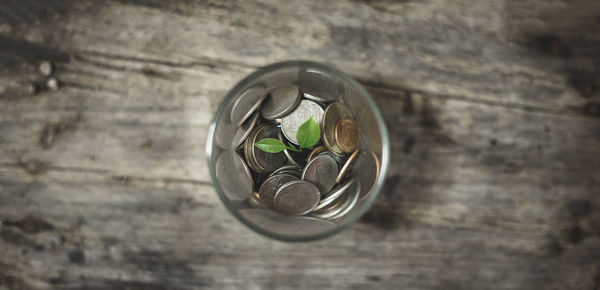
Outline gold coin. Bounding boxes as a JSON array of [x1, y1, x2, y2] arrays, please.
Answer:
[[306, 145, 328, 163], [336, 149, 359, 183], [322, 102, 352, 156], [244, 123, 267, 173], [323, 129, 343, 156], [334, 117, 359, 153]]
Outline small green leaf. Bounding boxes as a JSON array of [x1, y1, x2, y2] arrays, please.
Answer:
[[296, 116, 321, 149], [255, 138, 287, 153]]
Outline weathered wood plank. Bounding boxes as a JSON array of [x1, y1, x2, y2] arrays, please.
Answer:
[[2, 0, 599, 111], [38, 1, 600, 106], [1, 60, 599, 183]]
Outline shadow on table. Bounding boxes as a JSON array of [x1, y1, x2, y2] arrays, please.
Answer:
[[356, 85, 454, 232]]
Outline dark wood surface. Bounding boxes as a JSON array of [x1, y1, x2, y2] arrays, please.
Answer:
[[1, 0, 599, 289]]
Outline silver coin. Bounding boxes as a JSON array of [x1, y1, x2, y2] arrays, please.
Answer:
[[311, 195, 347, 219], [328, 179, 361, 220], [257, 173, 298, 210], [268, 168, 302, 179], [215, 96, 236, 149], [316, 179, 360, 220], [277, 170, 301, 178], [356, 150, 380, 200], [259, 67, 300, 89], [261, 84, 301, 120], [231, 112, 260, 149], [269, 165, 301, 177], [230, 86, 268, 126], [302, 153, 339, 194], [239, 208, 336, 236], [318, 151, 344, 164], [336, 149, 359, 183], [282, 148, 301, 167], [249, 124, 287, 174], [215, 121, 236, 149], [274, 180, 321, 215], [297, 71, 339, 103], [302, 93, 329, 107], [307, 145, 328, 163], [305, 94, 327, 108], [281, 99, 324, 145], [215, 150, 254, 201], [243, 124, 261, 171], [312, 177, 355, 212]]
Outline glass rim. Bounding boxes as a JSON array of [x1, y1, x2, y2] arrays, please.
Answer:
[[206, 60, 391, 242]]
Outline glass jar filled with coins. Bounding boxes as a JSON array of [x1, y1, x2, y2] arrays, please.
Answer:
[[208, 61, 389, 241]]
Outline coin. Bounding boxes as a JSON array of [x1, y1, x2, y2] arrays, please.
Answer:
[[311, 194, 347, 219], [244, 124, 265, 173], [322, 128, 342, 156], [303, 95, 327, 109], [318, 151, 344, 164], [311, 179, 359, 220], [334, 117, 360, 153], [258, 67, 300, 89], [245, 124, 286, 174], [243, 124, 261, 170], [230, 86, 268, 126], [306, 145, 328, 163], [312, 177, 355, 212], [302, 152, 339, 194], [231, 112, 260, 149], [336, 149, 359, 183], [356, 150, 380, 200], [269, 167, 302, 179], [297, 71, 339, 103], [253, 125, 287, 173], [261, 84, 301, 120], [215, 121, 235, 149], [269, 165, 301, 177], [322, 102, 354, 156], [258, 173, 298, 210], [278, 170, 301, 178], [215, 150, 254, 201], [274, 180, 321, 215], [281, 99, 324, 145], [325, 180, 360, 220]]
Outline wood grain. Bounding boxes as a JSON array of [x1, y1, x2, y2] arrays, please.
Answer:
[[0, 0, 599, 289]]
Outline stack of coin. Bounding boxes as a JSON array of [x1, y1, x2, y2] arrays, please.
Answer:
[[322, 102, 360, 157], [216, 70, 372, 220]]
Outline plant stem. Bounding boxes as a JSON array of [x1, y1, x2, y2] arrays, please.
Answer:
[[286, 144, 300, 152]]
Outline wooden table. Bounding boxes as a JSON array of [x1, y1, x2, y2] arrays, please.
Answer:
[[1, 1, 599, 289]]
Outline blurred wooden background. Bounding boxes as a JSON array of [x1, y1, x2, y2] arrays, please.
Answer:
[[0, 0, 599, 289]]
